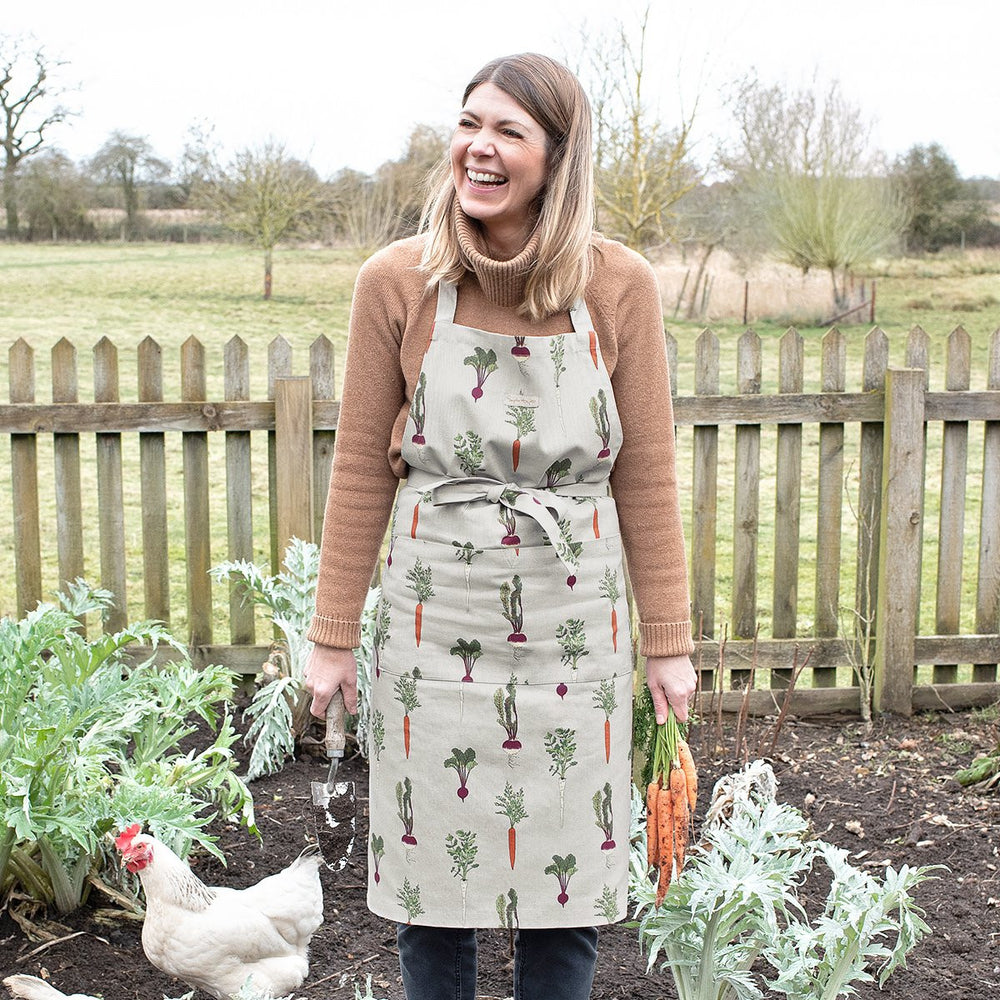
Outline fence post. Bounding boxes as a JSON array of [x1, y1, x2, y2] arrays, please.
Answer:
[[873, 367, 925, 715], [275, 376, 315, 563]]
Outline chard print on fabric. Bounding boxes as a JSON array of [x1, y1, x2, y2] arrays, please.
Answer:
[[454, 430, 485, 476], [405, 559, 433, 647], [450, 637, 482, 683], [396, 777, 417, 845], [444, 746, 477, 801], [495, 675, 522, 757], [496, 887, 519, 929], [505, 403, 536, 472], [410, 371, 427, 444], [593, 781, 616, 855], [545, 852, 578, 908], [499, 574, 526, 642], [590, 388, 612, 459], [594, 884, 619, 922], [494, 781, 528, 870], [370, 709, 385, 764], [393, 670, 420, 759], [445, 829, 479, 922], [593, 679, 618, 764], [370, 833, 385, 884], [544, 727, 578, 826], [464, 347, 498, 401], [398, 877, 423, 924], [452, 540, 483, 610], [556, 618, 588, 676], [373, 599, 391, 678], [543, 457, 572, 488], [552, 518, 582, 588], [598, 567, 621, 652]]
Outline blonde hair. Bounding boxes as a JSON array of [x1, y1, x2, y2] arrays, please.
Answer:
[[419, 53, 595, 321]]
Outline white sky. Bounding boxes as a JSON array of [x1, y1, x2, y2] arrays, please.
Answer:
[[7, 0, 1000, 180]]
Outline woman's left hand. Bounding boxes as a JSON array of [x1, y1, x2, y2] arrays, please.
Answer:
[[645, 654, 697, 725]]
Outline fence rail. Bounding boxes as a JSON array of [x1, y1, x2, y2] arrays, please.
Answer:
[[4, 326, 999, 717]]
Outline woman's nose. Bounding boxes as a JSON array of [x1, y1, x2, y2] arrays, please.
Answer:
[[469, 132, 495, 157]]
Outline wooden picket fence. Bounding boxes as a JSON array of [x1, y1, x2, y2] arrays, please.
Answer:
[[2, 325, 999, 717]]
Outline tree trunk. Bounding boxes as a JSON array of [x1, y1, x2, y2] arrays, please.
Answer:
[[264, 246, 273, 300], [3, 163, 20, 239]]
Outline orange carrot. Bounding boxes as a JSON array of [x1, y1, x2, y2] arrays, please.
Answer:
[[414, 603, 423, 646], [508, 826, 516, 869], [403, 714, 411, 758], [592, 507, 600, 538], [589, 329, 599, 369], [655, 778, 673, 905], [604, 718, 611, 763], [610, 608, 618, 652], [410, 503, 419, 538], [677, 739, 698, 813], [670, 764, 689, 873], [512, 438, 521, 470], [645, 781, 660, 872]]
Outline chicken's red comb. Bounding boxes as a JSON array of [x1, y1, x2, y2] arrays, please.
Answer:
[[114, 823, 142, 852]]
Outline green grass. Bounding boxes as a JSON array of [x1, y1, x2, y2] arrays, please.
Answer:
[[0, 242, 997, 672]]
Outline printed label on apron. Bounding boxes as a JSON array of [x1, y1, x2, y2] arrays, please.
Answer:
[[504, 391, 540, 408]]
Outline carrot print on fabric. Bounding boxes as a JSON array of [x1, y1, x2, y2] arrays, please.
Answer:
[[405, 559, 434, 646], [598, 567, 621, 652], [464, 347, 498, 400], [494, 781, 528, 869], [593, 679, 618, 764], [410, 371, 427, 444], [588, 329, 599, 369], [590, 388, 612, 459], [505, 404, 536, 471], [410, 490, 431, 538], [393, 671, 420, 758]]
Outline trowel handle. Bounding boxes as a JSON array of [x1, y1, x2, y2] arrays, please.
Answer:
[[324, 688, 347, 758]]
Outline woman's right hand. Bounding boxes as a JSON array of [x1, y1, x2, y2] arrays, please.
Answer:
[[304, 643, 359, 718]]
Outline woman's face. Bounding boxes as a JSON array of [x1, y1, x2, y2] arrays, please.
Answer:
[[450, 82, 550, 249]]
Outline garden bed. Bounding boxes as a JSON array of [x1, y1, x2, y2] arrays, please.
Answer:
[[2, 710, 997, 1000]]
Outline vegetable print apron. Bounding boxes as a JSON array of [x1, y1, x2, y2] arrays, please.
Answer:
[[367, 280, 632, 929]]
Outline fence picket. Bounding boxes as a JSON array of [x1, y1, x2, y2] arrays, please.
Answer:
[[224, 336, 254, 644], [935, 327, 971, 683], [10, 339, 41, 615], [138, 336, 170, 626], [733, 329, 761, 652], [691, 328, 719, 648], [181, 336, 211, 645], [94, 337, 127, 631], [267, 337, 293, 572], [975, 329, 1000, 682], [52, 338, 84, 597], [772, 328, 803, 690], [310, 336, 337, 545], [813, 328, 846, 686]]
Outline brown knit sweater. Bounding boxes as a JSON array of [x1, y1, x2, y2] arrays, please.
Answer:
[[306, 226, 694, 658]]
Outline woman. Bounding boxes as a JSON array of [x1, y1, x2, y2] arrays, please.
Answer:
[[305, 53, 696, 1000]]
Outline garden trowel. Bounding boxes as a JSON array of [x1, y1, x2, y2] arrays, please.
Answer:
[[310, 689, 356, 871]]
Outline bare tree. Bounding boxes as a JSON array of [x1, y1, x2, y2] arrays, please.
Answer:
[[200, 140, 323, 299], [722, 74, 905, 311], [580, 8, 702, 253], [0, 34, 75, 238], [19, 148, 91, 240], [90, 131, 170, 240]]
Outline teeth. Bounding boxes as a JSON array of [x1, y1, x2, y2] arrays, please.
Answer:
[[468, 169, 507, 184]]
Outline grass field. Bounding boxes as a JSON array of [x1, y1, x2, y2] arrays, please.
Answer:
[[1, 241, 997, 669]]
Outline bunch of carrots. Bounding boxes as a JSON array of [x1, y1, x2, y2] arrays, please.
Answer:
[[646, 707, 697, 906]]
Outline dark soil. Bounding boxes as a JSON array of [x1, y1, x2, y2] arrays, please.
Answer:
[[2, 709, 998, 999]]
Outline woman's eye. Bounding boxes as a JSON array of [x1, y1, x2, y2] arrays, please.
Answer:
[[502, 129, 523, 139], [458, 118, 477, 129]]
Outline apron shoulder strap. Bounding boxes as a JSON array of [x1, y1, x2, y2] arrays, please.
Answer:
[[569, 296, 596, 337], [434, 280, 458, 326]]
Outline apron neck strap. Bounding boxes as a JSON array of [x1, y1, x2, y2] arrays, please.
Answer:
[[434, 280, 458, 325]]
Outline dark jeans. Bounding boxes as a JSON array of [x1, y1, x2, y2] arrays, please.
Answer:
[[396, 923, 599, 1000]]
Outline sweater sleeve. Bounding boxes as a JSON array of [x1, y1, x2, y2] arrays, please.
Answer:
[[306, 248, 410, 648], [606, 249, 694, 658]]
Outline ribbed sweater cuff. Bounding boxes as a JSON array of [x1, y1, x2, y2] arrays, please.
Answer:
[[639, 620, 695, 658], [306, 615, 361, 650]]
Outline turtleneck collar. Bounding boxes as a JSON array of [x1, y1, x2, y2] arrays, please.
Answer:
[[455, 209, 540, 309]]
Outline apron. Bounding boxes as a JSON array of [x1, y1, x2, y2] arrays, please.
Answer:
[[366, 280, 632, 929]]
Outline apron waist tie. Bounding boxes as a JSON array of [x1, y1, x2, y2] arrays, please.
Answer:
[[405, 472, 609, 578]]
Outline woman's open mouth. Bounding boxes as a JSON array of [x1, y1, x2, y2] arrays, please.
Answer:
[[467, 169, 508, 188]]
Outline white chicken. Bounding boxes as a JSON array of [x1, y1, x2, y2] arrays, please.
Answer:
[[3, 975, 100, 1000], [114, 823, 323, 999]]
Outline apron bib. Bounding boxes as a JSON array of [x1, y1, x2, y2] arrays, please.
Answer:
[[366, 281, 632, 928]]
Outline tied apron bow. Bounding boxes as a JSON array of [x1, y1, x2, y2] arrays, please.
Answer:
[[406, 473, 608, 578]]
